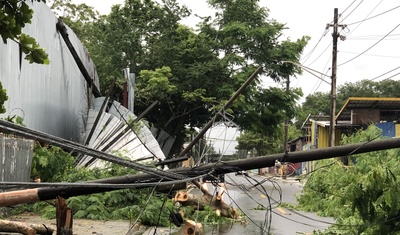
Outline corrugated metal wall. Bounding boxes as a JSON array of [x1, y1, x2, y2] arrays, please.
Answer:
[[0, 135, 34, 183], [376, 122, 396, 138], [0, 2, 100, 142]]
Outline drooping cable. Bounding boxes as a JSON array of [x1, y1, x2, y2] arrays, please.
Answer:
[[346, 4, 400, 26], [338, 24, 400, 67]]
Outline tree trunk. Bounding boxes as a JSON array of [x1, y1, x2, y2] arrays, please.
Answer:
[[0, 220, 45, 235], [178, 219, 203, 235], [174, 191, 238, 219]]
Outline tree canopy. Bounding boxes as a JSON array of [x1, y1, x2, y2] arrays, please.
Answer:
[[47, 0, 309, 157], [297, 125, 400, 234]]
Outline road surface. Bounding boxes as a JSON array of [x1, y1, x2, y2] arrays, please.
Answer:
[[201, 172, 334, 235]]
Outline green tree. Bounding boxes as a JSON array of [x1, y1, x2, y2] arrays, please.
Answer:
[[55, 0, 309, 157], [297, 125, 400, 234], [301, 91, 331, 117], [236, 122, 301, 156], [0, 0, 49, 64]]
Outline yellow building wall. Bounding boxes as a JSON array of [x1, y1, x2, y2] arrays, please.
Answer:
[[311, 122, 316, 147], [318, 127, 329, 148], [396, 124, 400, 137]]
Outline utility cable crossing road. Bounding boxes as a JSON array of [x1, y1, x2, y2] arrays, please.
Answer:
[[2, 114, 400, 206]]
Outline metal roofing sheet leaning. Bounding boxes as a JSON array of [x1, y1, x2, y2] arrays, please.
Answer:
[[76, 98, 166, 169]]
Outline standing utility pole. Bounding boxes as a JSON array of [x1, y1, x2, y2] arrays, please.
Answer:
[[328, 8, 345, 147], [283, 77, 290, 151]]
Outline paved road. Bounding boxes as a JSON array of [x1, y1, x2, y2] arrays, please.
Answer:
[[201, 173, 334, 235]]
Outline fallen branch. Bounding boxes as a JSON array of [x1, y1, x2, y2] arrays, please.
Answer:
[[174, 191, 238, 219], [0, 219, 54, 235]]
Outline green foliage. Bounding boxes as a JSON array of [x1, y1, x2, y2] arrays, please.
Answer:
[[59, 0, 308, 157], [0, 81, 8, 114], [236, 123, 302, 156], [301, 91, 331, 117], [28, 145, 178, 226], [181, 205, 227, 225], [252, 204, 267, 210], [297, 125, 400, 234], [31, 145, 75, 182], [4, 115, 24, 125], [0, 0, 49, 64]]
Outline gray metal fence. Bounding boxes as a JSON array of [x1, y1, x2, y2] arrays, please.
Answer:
[[0, 135, 34, 183]]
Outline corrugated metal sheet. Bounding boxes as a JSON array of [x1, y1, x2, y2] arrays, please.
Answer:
[[0, 2, 100, 142], [76, 98, 165, 169], [376, 122, 396, 138], [0, 135, 34, 183]]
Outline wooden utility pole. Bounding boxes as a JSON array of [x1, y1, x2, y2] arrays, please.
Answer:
[[328, 8, 338, 147], [328, 8, 345, 147], [282, 77, 290, 179], [283, 77, 290, 151], [3, 136, 400, 207]]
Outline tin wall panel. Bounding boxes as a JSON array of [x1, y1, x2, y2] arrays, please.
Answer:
[[0, 136, 34, 183], [0, 2, 100, 142]]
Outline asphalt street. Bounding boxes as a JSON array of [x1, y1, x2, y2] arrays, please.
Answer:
[[201, 172, 335, 235]]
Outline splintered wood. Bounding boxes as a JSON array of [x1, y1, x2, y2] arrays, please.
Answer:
[[56, 196, 73, 235], [173, 191, 238, 219], [0, 219, 54, 235], [178, 219, 203, 235]]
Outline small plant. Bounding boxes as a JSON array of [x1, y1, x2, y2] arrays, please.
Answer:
[[252, 204, 267, 210]]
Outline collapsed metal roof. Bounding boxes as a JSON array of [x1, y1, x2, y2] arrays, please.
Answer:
[[76, 98, 165, 169]]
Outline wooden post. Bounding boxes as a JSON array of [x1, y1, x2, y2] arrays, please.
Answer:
[[56, 196, 73, 235]]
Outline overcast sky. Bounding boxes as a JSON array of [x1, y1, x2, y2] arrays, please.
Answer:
[[71, 0, 400, 100], [70, 0, 400, 154]]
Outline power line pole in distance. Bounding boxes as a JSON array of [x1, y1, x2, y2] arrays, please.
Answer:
[[328, 8, 346, 147]]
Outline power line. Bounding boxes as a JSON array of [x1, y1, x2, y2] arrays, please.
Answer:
[[340, 51, 400, 59], [347, 4, 400, 26], [302, 0, 358, 67], [340, 0, 364, 22], [340, 0, 383, 39], [301, 28, 329, 65], [369, 66, 400, 81], [306, 41, 332, 67], [338, 23, 400, 67], [340, 0, 358, 17], [347, 33, 400, 39]]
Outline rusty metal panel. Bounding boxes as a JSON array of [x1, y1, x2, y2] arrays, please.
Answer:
[[0, 2, 100, 142], [0, 136, 34, 183]]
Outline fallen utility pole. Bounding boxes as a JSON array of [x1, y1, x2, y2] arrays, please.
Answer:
[[0, 119, 182, 181], [2, 136, 400, 207], [56, 18, 101, 97], [178, 66, 263, 158]]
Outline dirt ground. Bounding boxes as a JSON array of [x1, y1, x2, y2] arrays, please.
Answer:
[[1, 212, 152, 235]]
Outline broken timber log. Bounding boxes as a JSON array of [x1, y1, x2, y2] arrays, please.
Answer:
[[0, 219, 54, 235], [174, 191, 238, 219], [178, 219, 203, 235], [56, 196, 73, 235]]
